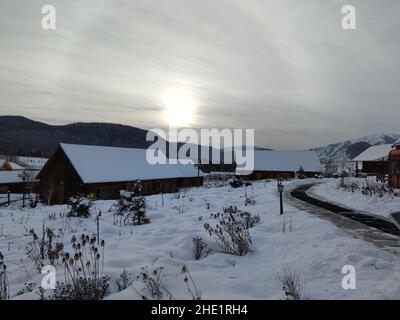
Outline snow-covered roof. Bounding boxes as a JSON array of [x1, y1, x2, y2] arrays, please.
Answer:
[[16, 156, 48, 170], [238, 150, 322, 173], [59, 143, 203, 184], [8, 162, 25, 170], [0, 171, 39, 184], [0, 172, 22, 184], [352, 144, 393, 162]]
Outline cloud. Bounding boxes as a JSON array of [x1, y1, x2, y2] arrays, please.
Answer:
[[0, 0, 399, 149]]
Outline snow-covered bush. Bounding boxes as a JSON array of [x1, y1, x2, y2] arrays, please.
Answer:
[[40, 234, 110, 300], [0, 252, 9, 300], [28, 194, 39, 208], [67, 195, 93, 218], [192, 236, 208, 260], [296, 166, 306, 179], [229, 176, 244, 188], [25, 227, 64, 271], [204, 209, 253, 256], [111, 183, 149, 226]]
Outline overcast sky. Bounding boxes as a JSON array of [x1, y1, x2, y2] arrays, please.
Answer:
[[0, 0, 399, 149]]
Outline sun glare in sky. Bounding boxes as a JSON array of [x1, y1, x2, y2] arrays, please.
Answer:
[[163, 89, 195, 127]]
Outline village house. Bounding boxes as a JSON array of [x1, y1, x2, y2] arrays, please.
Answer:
[[37, 143, 204, 204], [0, 160, 25, 171], [236, 149, 322, 179], [389, 140, 400, 189], [0, 171, 37, 194], [352, 144, 394, 177]]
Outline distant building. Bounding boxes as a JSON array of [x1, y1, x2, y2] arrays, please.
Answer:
[[16, 156, 48, 170], [352, 144, 393, 176], [236, 150, 322, 179], [0, 171, 37, 193], [0, 160, 25, 171], [389, 140, 400, 189], [37, 143, 204, 203]]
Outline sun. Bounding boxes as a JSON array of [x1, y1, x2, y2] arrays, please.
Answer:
[[163, 89, 195, 127]]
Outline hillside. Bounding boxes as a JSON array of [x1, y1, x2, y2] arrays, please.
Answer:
[[0, 116, 151, 157]]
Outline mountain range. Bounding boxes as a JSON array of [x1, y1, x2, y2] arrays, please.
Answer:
[[311, 133, 400, 163], [0, 116, 398, 163]]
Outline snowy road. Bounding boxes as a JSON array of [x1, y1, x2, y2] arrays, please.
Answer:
[[285, 183, 400, 256]]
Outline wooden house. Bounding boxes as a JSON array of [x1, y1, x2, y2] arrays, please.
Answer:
[[236, 150, 322, 179], [0, 160, 25, 171], [389, 140, 400, 189], [0, 171, 37, 193], [37, 143, 204, 204], [352, 144, 393, 176]]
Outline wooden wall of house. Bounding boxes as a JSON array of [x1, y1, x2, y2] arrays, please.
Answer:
[[361, 161, 387, 175], [86, 176, 204, 200], [37, 147, 85, 203], [0, 182, 25, 193]]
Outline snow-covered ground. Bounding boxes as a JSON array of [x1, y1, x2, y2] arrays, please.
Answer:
[[310, 178, 400, 218], [2, 179, 400, 300]]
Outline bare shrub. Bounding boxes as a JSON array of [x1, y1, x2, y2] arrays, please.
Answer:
[[192, 237, 208, 260], [277, 267, 306, 300], [41, 234, 110, 300], [244, 187, 256, 206], [0, 252, 9, 300], [181, 264, 201, 300], [240, 212, 262, 229], [42, 174, 56, 205], [134, 265, 174, 300], [116, 269, 133, 291], [204, 210, 252, 256], [338, 178, 400, 198], [26, 226, 64, 271], [17, 282, 36, 296]]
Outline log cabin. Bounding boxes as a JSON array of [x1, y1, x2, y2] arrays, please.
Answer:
[[236, 149, 322, 179], [37, 143, 204, 204], [0, 171, 37, 193], [352, 144, 393, 176]]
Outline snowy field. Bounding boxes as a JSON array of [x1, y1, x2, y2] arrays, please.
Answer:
[[2, 179, 400, 300], [310, 178, 400, 218]]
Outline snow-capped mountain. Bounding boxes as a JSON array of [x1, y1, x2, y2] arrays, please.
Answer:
[[311, 133, 400, 163]]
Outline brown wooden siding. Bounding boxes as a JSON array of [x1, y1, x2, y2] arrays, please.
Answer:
[[361, 161, 387, 176]]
